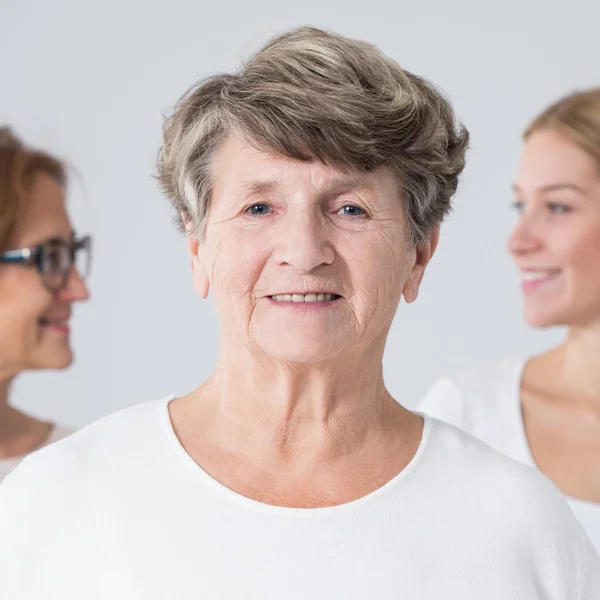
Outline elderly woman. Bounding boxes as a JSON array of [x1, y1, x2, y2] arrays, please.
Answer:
[[0, 128, 90, 482], [0, 27, 598, 598]]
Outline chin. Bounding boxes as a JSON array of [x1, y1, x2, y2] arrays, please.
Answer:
[[257, 336, 347, 364], [36, 348, 74, 371], [523, 305, 567, 329]]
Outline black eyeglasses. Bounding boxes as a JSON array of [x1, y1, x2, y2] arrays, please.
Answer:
[[0, 235, 92, 293]]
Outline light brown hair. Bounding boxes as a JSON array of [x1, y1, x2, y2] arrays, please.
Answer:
[[0, 127, 66, 251], [157, 26, 469, 246], [525, 87, 600, 172]]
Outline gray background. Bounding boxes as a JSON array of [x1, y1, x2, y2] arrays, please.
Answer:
[[1, 0, 597, 427]]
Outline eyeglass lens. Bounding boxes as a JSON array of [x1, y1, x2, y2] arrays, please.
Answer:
[[41, 239, 90, 291]]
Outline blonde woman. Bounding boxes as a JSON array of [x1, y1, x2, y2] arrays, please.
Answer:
[[419, 88, 600, 552], [0, 128, 90, 482]]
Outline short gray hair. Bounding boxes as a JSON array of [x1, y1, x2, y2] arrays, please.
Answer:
[[156, 26, 469, 245]]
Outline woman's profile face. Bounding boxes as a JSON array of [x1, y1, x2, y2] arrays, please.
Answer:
[[188, 135, 431, 363], [0, 173, 89, 376], [509, 129, 600, 328]]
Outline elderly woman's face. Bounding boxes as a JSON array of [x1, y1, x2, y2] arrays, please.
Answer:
[[189, 136, 432, 362]]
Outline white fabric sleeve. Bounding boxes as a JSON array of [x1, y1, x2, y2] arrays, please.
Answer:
[[416, 377, 469, 430], [578, 534, 600, 599], [0, 477, 22, 599]]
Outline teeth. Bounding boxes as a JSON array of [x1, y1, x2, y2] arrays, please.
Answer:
[[272, 293, 336, 302], [520, 271, 557, 282]]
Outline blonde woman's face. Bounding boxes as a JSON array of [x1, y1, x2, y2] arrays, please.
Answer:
[[187, 135, 436, 364], [509, 129, 600, 328]]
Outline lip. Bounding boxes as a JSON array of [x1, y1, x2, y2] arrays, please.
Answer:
[[519, 267, 560, 273], [40, 314, 71, 334], [519, 270, 560, 293], [266, 291, 342, 297]]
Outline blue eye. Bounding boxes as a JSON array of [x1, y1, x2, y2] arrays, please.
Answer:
[[247, 204, 270, 215], [338, 205, 364, 216]]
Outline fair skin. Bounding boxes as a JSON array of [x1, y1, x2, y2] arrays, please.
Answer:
[[0, 173, 89, 459], [169, 135, 438, 508], [509, 128, 600, 502]]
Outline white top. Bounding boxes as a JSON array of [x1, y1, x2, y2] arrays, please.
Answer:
[[0, 424, 72, 483], [418, 359, 600, 554], [0, 398, 598, 599]]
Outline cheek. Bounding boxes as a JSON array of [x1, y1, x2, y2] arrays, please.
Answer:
[[0, 270, 51, 312], [344, 228, 407, 307], [563, 226, 600, 285], [0, 273, 51, 353], [208, 231, 269, 300]]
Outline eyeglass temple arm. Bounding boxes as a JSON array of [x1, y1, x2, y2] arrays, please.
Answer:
[[0, 248, 38, 264]]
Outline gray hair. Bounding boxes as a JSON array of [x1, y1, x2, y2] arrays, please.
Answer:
[[156, 26, 469, 246]]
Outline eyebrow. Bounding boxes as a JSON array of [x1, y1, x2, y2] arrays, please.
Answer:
[[240, 176, 375, 197], [512, 183, 587, 194], [241, 180, 279, 195], [26, 230, 77, 246]]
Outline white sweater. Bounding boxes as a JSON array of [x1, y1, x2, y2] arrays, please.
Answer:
[[418, 359, 600, 554], [0, 398, 598, 599], [0, 424, 72, 483]]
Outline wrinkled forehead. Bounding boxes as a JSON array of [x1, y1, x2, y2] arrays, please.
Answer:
[[211, 134, 399, 202]]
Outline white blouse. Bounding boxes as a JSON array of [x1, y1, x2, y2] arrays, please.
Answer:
[[418, 358, 600, 553], [0, 424, 72, 483]]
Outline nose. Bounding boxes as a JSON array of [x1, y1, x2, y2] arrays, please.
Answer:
[[274, 210, 335, 273], [507, 215, 544, 257], [57, 267, 90, 302]]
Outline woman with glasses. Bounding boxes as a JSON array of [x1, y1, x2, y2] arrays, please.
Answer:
[[0, 127, 91, 482]]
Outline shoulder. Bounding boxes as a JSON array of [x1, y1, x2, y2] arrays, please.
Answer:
[[0, 398, 171, 511], [424, 419, 563, 521], [416, 359, 525, 432], [425, 419, 599, 578], [44, 424, 75, 446]]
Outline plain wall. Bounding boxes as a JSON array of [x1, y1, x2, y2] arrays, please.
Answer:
[[1, 0, 598, 427]]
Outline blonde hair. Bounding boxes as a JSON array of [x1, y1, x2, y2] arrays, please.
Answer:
[[525, 87, 600, 171], [157, 26, 469, 246], [0, 127, 66, 251]]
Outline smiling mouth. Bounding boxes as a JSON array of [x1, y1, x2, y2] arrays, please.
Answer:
[[39, 317, 70, 328], [519, 270, 560, 282], [268, 293, 341, 302]]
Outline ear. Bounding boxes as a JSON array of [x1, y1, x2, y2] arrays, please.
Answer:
[[185, 224, 210, 300], [402, 227, 440, 304]]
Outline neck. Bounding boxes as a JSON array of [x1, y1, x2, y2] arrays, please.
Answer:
[[193, 336, 409, 461], [0, 377, 10, 409], [0, 375, 16, 431], [0, 375, 19, 445], [555, 322, 600, 400], [0, 373, 54, 458]]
